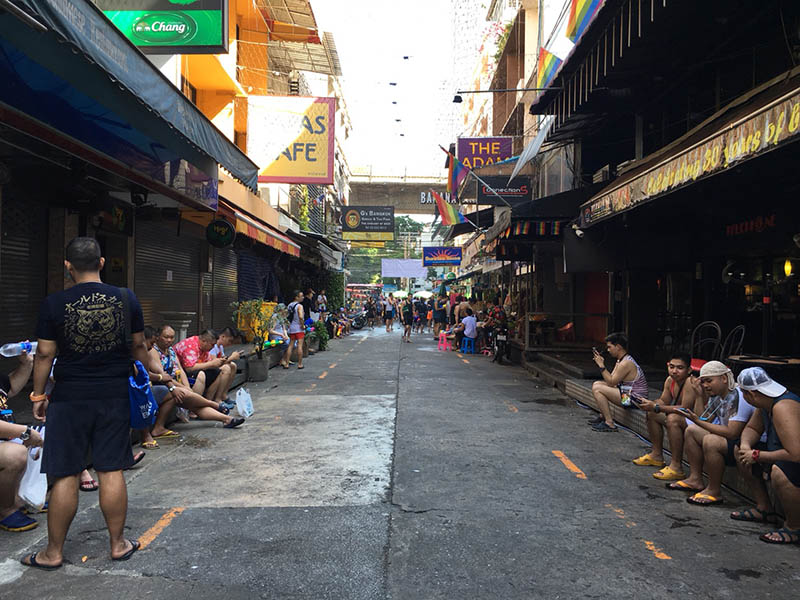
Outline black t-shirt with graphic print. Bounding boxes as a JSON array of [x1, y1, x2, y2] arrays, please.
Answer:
[[36, 282, 144, 384]]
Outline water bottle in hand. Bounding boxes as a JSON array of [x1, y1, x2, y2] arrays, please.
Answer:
[[0, 341, 38, 357]]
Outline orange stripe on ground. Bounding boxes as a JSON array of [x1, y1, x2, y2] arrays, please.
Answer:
[[329, 363, 337, 369], [138, 507, 185, 549], [319, 371, 328, 379], [462, 359, 469, 364], [552, 450, 587, 479], [456, 353, 463, 358], [503, 399, 518, 413], [643, 540, 671, 560]]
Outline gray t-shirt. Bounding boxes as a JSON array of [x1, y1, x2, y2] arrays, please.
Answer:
[[462, 315, 478, 338]]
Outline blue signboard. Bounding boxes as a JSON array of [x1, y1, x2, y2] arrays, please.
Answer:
[[423, 247, 463, 266]]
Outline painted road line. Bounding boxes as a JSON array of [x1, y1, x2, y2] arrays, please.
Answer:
[[456, 353, 463, 358], [319, 371, 328, 379], [138, 507, 185, 549], [643, 540, 671, 560], [502, 399, 518, 413], [462, 359, 470, 364], [552, 450, 587, 479], [329, 363, 337, 369]]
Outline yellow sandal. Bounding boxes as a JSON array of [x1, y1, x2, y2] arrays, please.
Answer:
[[652, 466, 686, 481], [632, 453, 666, 467]]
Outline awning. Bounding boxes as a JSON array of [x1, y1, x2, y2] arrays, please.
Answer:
[[481, 208, 512, 245], [444, 207, 494, 241], [7, 0, 258, 193], [508, 115, 555, 182], [235, 211, 301, 257], [580, 69, 800, 227]]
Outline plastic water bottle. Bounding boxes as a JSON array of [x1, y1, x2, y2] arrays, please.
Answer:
[[0, 341, 37, 357]]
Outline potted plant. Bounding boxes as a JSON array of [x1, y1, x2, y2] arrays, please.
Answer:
[[231, 300, 275, 381]]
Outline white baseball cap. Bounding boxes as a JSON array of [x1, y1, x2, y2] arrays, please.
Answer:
[[737, 367, 787, 398]]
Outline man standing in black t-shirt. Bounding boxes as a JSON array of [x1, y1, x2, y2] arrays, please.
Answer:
[[21, 238, 150, 570]]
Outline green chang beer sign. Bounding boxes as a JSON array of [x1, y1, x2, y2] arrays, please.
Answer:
[[206, 219, 235, 248], [98, 0, 228, 53]]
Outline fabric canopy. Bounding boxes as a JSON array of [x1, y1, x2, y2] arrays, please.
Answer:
[[381, 259, 427, 280], [235, 212, 300, 257]]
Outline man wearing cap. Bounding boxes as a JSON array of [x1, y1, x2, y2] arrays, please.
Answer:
[[669, 361, 764, 506], [735, 367, 800, 544]]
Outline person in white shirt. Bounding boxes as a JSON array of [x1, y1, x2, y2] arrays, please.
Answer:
[[447, 308, 477, 350], [670, 361, 766, 506]]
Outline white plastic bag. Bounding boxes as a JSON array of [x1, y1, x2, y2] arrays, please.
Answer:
[[235, 387, 254, 418], [19, 426, 47, 510]]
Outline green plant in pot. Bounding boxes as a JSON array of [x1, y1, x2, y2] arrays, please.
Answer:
[[308, 320, 329, 351], [231, 300, 274, 358]]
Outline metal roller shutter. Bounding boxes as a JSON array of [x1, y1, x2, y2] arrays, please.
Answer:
[[212, 246, 237, 330], [0, 193, 48, 352], [134, 219, 202, 334]]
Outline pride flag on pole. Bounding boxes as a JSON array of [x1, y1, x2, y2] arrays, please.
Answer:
[[565, 0, 603, 43], [440, 145, 469, 197], [536, 48, 563, 91], [431, 190, 467, 226]]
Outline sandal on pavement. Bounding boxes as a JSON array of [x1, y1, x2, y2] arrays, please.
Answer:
[[297, 365, 305, 369], [223, 417, 245, 429], [687, 492, 724, 506], [141, 440, 159, 449], [633, 453, 666, 467], [124, 451, 145, 471], [20, 553, 61, 570], [730, 508, 781, 524], [0, 510, 38, 532], [666, 480, 703, 492], [759, 527, 800, 545], [112, 539, 140, 561], [591, 422, 618, 432], [79, 479, 99, 492], [153, 430, 180, 439], [587, 414, 603, 425], [23, 502, 48, 515], [652, 466, 686, 481]]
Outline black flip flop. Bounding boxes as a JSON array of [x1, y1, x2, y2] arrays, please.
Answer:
[[20, 552, 62, 571], [297, 365, 305, 369], [759, 527, 800, 544], [112, 539, 140, 561], [730, 508, 781, 523]]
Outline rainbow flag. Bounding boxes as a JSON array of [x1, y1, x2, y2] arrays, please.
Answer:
[[537, 222, 547, 236], [431, 190, 466, 226], [552, 221, 563, 235], [566, 0, 603, 43], [536, 48, 563, 90], [440, 146, 470, 196]]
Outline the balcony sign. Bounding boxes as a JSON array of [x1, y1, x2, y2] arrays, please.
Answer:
[[249, 96, 336, 185], [206, 218, 235, 248], [97, 0, 228, 54]]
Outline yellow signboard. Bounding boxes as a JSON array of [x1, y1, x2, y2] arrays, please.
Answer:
[[248, 96, 335, 185], [342, 232, 395, 241], [350, 241, 386, 248]]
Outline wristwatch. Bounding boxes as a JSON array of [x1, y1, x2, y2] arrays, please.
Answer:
[[653, 404, 661, 414], [752, 449, 760, 462], [168, 385, 176, 393], [19, 426, 31, 441]]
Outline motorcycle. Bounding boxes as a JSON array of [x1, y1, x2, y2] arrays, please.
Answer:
[[349, 310, 366, 330], [492, 324, 509, 364]]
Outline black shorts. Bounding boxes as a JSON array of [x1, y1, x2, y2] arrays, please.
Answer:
[[200, 367, 221, 388], [42, 382, 133, 477], [775, 460, 800, 487], [403, 315, 413, 326], [725, 438, 768, 470], [434, 311, 446, 324]]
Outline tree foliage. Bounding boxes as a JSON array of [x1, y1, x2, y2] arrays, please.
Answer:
[[347, 216, 426, 284]]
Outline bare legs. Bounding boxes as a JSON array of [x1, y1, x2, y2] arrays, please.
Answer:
[[0, 443, 27, 519], [32, 474, 79, 566], [592, 382, 621, 427]]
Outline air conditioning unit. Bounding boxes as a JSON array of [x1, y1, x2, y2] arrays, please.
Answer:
[[592, 164, 614, 184]]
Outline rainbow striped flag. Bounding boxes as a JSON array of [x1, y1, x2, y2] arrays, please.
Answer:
[[537, 222, 547, 236], [440, 145, 470, 196], [431, 190, 466, 226], [536, 48, 563, 90], [566, 0, 603, 43], [552, 221, 563, 235]]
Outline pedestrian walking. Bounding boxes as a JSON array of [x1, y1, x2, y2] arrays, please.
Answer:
[[22, 237, 150, 570], [401, 297, 414, 343], [286, 290, 305, 370], [384, 293, 395, 332]]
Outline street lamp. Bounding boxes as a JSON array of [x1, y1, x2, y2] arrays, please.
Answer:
[[452, 86, 562, 103]]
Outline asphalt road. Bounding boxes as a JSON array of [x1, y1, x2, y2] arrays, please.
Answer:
[[1, 327, 797, 599]]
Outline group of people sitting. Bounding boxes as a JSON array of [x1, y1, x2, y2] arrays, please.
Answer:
[[589, 332, 800, 545]]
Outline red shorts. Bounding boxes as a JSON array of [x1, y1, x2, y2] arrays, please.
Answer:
[[289, 332, 305, 341]]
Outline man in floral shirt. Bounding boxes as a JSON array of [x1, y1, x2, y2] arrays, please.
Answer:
[[173, 329, 236, 404]]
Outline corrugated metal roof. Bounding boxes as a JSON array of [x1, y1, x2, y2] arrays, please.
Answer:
[[268, 33, 342, 76], [257, 0, 318, 29]]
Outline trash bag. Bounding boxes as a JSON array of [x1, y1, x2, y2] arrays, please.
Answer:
[[235, 387, 254, 418], [129, 360, 157, 429], [19, 426, 47, 510]]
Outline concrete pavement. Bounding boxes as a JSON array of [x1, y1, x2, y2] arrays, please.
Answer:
[[1, 327, 797, 599]]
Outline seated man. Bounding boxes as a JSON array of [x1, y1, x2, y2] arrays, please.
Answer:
[[0, 349, 43, 532], [633, 352, 702, 481], [590, 332, 649, 432], [141, 328, 243, 447], [447, 307, 477, 350], [734, 367, 800, 544], [173, 329, 237, 405], [153, 325, 205, 394], [671, 361, 763, 506], [209, 327, 242, 363]]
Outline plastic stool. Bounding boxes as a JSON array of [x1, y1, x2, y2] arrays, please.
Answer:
[[438, 331, 449, 351], [460, 337, 475, 354]]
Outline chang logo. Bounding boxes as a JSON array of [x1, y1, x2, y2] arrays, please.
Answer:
[[132, 12, 197, 44]]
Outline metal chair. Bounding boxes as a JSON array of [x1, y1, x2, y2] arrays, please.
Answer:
[[689, 321, 722, 373], [718, 325, 746, 364]]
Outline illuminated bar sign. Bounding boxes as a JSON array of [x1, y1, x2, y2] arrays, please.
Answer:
[[97, 0, 228, 54], [581, 87, 800, 226]]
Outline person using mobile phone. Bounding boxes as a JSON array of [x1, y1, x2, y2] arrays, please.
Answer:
[[589, 333, 649, 432], [630, 352, 701, 482]]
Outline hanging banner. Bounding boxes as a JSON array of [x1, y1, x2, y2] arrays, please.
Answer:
[[476, 175, 532, 206], [381, 259, 427, 279], [248, 96, 336, 185], [422, 247, 463, 266], [342, 206, 395, 241], [98, 0, 228, 54], [457, 137, 512, 169]]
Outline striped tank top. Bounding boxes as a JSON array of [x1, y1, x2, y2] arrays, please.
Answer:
[[618, 354, 649, 400]]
